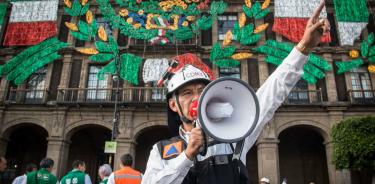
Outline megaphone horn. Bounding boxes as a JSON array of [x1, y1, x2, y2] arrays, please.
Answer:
[[198, 77, 260, 143]]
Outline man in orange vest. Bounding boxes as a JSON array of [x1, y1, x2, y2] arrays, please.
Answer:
[[107, 154, 142, 184]]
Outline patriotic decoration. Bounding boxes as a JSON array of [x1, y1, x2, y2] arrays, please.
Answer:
[[333, 0, 369, 46], [142, 58, 169, 83], [3, 0, 58, 46], [0, 3, 7, 32], [273, 0, 331, 43]]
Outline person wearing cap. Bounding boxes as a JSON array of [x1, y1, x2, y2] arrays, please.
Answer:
[[142, 1, 330, 184], [260, 177, 270, 184]]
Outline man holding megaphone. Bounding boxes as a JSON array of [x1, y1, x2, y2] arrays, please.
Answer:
[[142, 1, 330, 184]]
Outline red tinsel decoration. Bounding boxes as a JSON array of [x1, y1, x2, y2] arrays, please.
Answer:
[[171, 53, 215, 80], [273, 18, 331, 43]]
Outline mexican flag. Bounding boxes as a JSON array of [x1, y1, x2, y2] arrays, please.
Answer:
[[3, 0, 58, 46], [273, 0, 331, 43], [0, 3, 7, 32], [333, 0, 369, 46]]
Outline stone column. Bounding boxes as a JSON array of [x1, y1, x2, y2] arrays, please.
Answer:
[[46, 137, 70, 178], [323, 53, 338, 102], [113, 138, 136, 170], [258, 55, 269, 85], [257, 139, 280, 184]]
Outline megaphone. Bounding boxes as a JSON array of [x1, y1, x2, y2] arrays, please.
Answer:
[[196, 77, 260, 154]]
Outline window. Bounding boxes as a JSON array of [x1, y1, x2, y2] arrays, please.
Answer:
[[350, 68, 374, 98], [150, 81, 166, 101], [219, 66, 240, 78], [218, 15, 237, 40], [26, 67, 47, 101], [96, 16, 113, 40], [58, 15, 71, 43], [86, 65, 108, 100], [288, 80, 309, 103]]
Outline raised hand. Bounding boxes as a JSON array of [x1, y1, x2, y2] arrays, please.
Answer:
[[297, 0, 331, 54]]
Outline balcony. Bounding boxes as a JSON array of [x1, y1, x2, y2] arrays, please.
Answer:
[[57, 87, 167, 104], [4, 88, 48, 104], [284, 89, 323, 104], [348, 90, 375, 105]]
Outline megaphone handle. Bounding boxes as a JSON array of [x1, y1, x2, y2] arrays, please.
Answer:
[[199, 130, 208, 156]]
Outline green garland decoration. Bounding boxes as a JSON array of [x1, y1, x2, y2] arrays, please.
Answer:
[[0, 37, 68, 85], [335, 33, 375, 74], [333, 0, 369, 22], [242, 2, 269, 20], [254, 39, 332, 84], [210, 43, 239, 67], [64, 0, 90, 17], [98, 53, 142, 85], [97, 0, 226, 44]]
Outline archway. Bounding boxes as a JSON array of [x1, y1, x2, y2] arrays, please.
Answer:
[[65, 124, 111, 184], [3, 123, 48, 184], [278, 125, 329, 184], [135, 125, 171, 173]]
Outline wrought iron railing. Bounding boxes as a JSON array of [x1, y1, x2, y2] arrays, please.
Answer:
[[4, 88, 48, 104], [348, 89, 375, 104], [285, 89, 323, 104], [57, 87, 167, 103]]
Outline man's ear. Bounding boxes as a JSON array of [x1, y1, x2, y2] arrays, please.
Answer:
[[169, 98, 178, 112]]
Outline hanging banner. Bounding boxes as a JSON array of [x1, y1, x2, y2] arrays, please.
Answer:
[[3, 0, 58, 46], [333, 0, 369, 46], [273, 0, 331, 43], [142, 58, 169, 83]]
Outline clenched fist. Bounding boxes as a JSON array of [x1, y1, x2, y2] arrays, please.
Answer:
[[185, 127, 204, 160]]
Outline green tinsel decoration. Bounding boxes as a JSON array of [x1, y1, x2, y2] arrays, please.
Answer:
[[0, 3, 7, 26], [333, 0, 369, 22], [304, 63, 325, 79], [14, 53, 61, 85], [308, 54, 332, 71], [214, 59, 240, 67], [95, 41, 112, 53], [98, 53, 142, 85], [335, 59, 364, 74], [209, 1, 227, 15], [194, 15, 213, 31], [361, 40, 369, 57], [265, 56, 283, 65], [254, 39, 332, 84], [0, 37, 63, 75], [7, 41, 68, 81], [64, 0, 89, 16], [175, 27, 194, 41], [90, 53, 115, 62], [302, 72, 317, 84], [265, 40, 294, 52]]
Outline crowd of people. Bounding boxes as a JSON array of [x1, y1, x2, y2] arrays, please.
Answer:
[[0, 155, 142, 184]]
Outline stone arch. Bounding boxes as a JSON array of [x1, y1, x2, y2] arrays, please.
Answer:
[[133, 120, 167, 141], [64, 119, 112, 140], [276, 120, 330, 142], [1, 118, 49, 138]]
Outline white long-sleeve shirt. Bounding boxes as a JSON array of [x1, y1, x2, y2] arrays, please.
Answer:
[[141, 48, 308, 184]]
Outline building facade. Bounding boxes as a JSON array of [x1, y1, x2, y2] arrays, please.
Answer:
[[0, 0, 375, 184]]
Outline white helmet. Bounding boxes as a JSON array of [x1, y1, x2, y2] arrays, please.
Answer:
[[260, 177, 270, 183], [167, 64, 211, 96]]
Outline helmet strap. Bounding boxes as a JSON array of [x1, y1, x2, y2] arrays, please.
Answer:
[[175, 92, 193, 124]]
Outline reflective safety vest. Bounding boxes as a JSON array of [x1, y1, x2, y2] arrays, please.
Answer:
[[114, 167, 141, 184]]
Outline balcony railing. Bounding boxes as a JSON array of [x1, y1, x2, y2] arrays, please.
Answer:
[[284, 89, 323, 104], [4, 88, 48, 104], [348, 89, 375, 104], [57, 87, 167, 104]]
